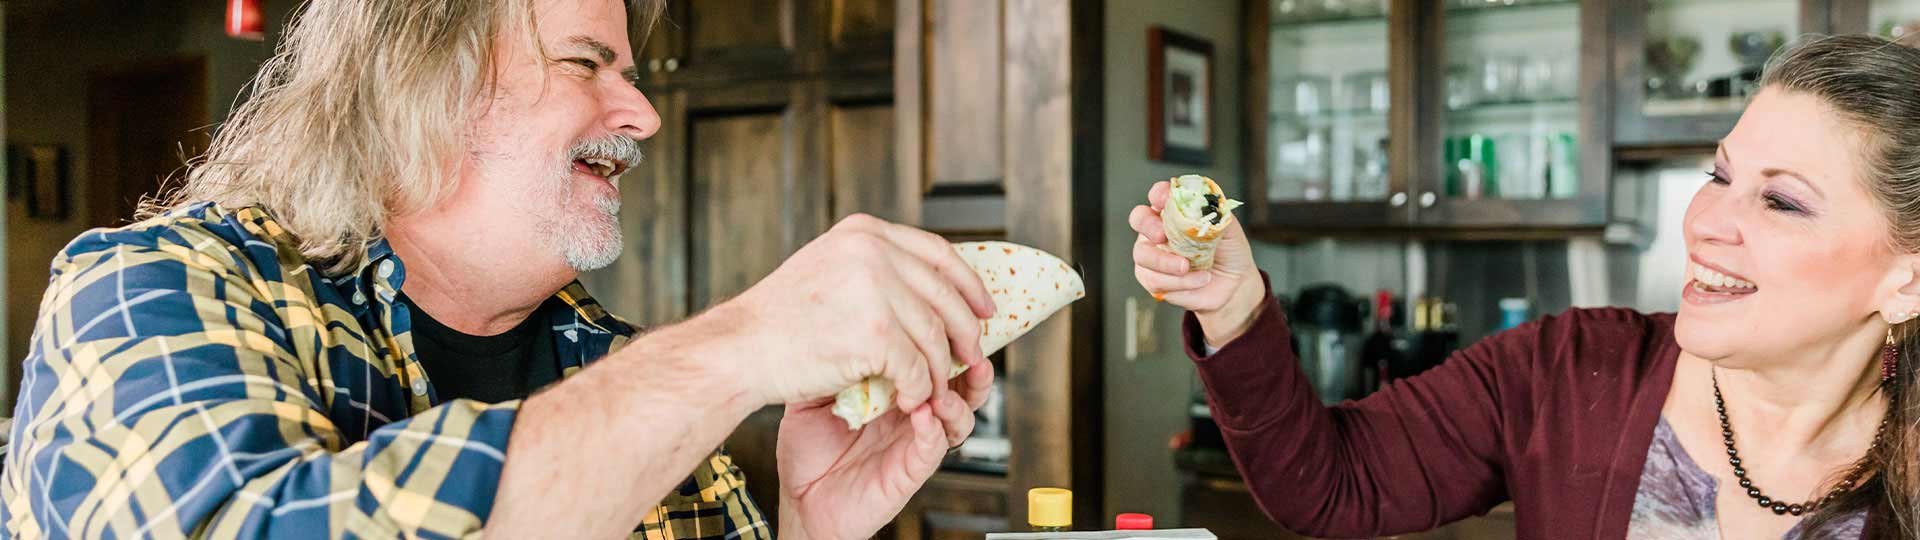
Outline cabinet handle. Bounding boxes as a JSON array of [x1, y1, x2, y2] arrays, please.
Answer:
[[1419, 192, 1437, 208], [648, 58, 663, 73], [665, 58, 680, 72], [1389, 192, 1407, 207]]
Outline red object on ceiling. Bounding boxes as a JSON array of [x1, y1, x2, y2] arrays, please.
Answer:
[[226, 0, 264, 41]]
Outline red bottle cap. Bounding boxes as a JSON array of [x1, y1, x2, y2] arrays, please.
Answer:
[[1115, 513, 1154, 530]]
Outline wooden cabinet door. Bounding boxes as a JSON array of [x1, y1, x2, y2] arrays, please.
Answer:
[[580, 76, 902, 533], [584, 81, 840, 323], [643, 0, 802, 85], [827, 0, 897, 72], [878, 473, 1013, 540]]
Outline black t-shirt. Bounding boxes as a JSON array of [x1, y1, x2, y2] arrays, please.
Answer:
[[399, 293, 562, 404]]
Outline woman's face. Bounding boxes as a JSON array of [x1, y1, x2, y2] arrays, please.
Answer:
[[1675, 88, 1908, 364]]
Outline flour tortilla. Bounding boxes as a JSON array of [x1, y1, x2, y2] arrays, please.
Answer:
[[831, 241, 1086, 429], [1159, 175, 1241, 271]]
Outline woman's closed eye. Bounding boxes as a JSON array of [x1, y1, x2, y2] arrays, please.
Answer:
[[1763, 192, 1807, 214], [1704, 171, 1810, 215]]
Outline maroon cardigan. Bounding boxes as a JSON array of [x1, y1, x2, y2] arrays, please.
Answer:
[[1185, 276, 1684, 539]]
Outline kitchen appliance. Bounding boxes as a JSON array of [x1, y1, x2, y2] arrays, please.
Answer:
[[1289, 284, 1369, 404]]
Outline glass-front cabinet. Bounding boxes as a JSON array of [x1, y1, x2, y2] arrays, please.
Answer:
[[1247, 0, 1883, 237], [1422, 0, 1602, 227], [1247, 0, 1608, 235], [1612, 0, 1825, 147], [1258, 0, 1402, 230], [1874, 0, 1920, 40]]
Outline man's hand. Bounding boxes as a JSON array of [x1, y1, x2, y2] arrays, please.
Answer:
[[1129, 180, 1265, 348], [718, 213, 996, 411], [774, 362, 993, 539]]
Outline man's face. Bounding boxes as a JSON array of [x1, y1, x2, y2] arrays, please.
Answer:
[[462, 0, 658, 273]]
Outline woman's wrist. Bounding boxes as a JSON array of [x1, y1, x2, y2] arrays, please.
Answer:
[[1196, 276, 1266, 349]]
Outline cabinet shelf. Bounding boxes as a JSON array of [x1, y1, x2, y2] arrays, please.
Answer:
[[1272, 0, 1578, 28]]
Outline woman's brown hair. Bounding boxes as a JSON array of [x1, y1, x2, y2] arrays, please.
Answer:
[[1761, 33, 1920, 537]]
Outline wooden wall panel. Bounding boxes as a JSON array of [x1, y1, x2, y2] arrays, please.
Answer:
[[832, 0, 897, 48], [687, 0, 792, 58], [690, 111, 794, 310], [831, 102, 906, 222], [1000, 0, 1079, 525], [926, 0, 1004, 188]]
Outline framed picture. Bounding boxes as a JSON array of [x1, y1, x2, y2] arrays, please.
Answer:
[[10, 144, 71, 220], [1148, 26, 1213, 165]]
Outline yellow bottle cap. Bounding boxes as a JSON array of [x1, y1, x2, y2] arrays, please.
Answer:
[[1028, 487, 1072, 528]]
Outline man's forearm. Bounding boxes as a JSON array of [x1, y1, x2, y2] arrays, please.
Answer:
[[483, 305, 761, 539]]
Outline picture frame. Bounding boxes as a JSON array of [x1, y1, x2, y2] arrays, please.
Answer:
[[10, 144, 71, 220], [1148, 26, 1214, 166]]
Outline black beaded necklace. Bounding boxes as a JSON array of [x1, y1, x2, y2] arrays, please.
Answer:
[[1711, 369, 1888, 516]]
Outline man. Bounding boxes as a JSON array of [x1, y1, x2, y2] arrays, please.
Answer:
[[1, 1, 996, 539]]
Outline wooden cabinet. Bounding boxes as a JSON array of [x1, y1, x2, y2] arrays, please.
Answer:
[[1245, 0, 1613, 239], [635, 0, 895, 86], [1246, 0, 1900, 240], [884, 0, 1106, 536], [1607, 0, 1909, 149], [1609, 0, 1836, 148], [880, 472, 1015, 540], [591, 0, 1102, 535], [583, 0, 902, 530]]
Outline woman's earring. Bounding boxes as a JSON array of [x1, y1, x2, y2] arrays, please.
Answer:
[[1884, 328, 1900, 383]]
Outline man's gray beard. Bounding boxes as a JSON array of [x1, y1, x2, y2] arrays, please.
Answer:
[[532, 166, 624, 272]]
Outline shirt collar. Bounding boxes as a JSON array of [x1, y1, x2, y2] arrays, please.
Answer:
[[358, 238, 631, 337]]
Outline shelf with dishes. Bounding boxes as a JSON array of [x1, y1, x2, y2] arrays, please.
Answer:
[[1271, 0, 1577, 28]]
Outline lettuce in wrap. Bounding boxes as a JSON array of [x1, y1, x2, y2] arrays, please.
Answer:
[[1159, 175, 1240, 271]]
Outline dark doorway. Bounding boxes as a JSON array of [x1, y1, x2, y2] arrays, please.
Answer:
[[86, 56, 209, 227]]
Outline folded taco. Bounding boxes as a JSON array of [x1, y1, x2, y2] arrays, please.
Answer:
[[831, 241, 1086, 429], [1160, 174, 1241, 271]]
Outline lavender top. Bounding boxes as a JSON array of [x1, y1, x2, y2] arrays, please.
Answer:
[[1628, 417, 1866, 539]]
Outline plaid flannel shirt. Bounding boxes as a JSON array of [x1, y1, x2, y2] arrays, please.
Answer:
[[1, 203, 771, 539]]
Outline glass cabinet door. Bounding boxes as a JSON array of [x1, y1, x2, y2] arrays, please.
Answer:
[[1436, 0, 1583, 204], [1267, 0, 1392, 204], [1614, 0, 1803, 146], [1874, 0, 1920, 41], [1642, 0, 1799, 118]]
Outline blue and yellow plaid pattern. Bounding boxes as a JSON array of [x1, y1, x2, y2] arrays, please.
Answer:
[[1, 203, 770, 539]]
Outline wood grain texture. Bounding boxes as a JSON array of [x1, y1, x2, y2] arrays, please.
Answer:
[[1826, 0, 1872, 35], [926, 0, 1004, 187], [1579, 0, 1614, 209], [687, 0, 791, 57], [895, 0, 928, 226], [580, 89, 689, 326], [1241, 0, 1272, 225], [1399, 0, 1441, 224], [831, 102, 906, 222], [689, 111, 797, 310], [1002, 0, 1081, 527], [832, 0, 897, 47], [886, 472, 1013, 540]]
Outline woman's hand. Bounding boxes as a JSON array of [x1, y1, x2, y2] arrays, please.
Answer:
[[1129, 180, 1267, 348]]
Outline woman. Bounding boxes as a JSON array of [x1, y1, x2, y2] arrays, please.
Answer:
[[1130, 35, 1920, 539]]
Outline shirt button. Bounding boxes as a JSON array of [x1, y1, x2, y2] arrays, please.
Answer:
[[377, 260, 396, 280], [410, 378, 428, 396], [352, 291, 366, 305]]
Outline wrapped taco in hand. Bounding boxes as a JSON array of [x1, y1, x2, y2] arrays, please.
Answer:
[[1160, 174, 1242, 270], [831, 241, 1085, 429]]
